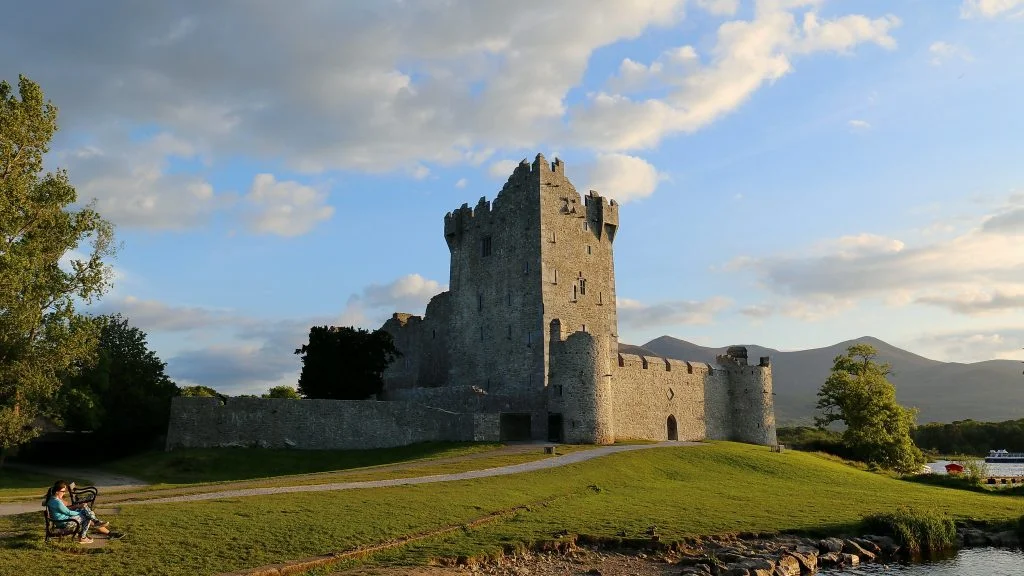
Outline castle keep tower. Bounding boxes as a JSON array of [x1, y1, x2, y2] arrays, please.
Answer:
[[443, 154, 620, 400]]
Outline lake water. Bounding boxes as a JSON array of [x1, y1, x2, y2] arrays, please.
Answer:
[[819, 547, 1024, 574], [926, 460, 1024, 477]]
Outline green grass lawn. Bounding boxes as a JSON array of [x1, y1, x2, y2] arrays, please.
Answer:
[[100, 446, 597, 503], [0, 468, 68, 501], [1, 442, 1021, 576], [104, 441, 507, 484]]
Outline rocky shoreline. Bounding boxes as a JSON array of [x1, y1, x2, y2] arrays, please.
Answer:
[[387, 524, 1022, 576]]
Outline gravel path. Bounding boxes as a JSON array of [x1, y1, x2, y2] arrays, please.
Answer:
[[0, 441, 699, 516], [123, 441, 697, 506]]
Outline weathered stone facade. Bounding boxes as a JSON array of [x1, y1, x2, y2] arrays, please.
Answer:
[[166, 155, 776, 450], [380, 155, 775, 446]]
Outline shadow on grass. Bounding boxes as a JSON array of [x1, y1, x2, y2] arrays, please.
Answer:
[[0, 512, 111, 555], [0, 467, 62, 491], [101, 441, 506, 484]]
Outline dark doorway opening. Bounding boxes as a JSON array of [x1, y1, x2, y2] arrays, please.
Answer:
[[547, 413, 563, 442], [667, 415, 678, 441], [500, 413, 532, 441]]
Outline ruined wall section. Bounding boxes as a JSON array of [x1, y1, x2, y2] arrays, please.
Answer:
[[380, 292, 452, 393], [166, 397, 478, 450], [444, 161, 546, 398], [610, 353, 708, 441], [537, 154, 620, 395], [550, 330, 613, 444]]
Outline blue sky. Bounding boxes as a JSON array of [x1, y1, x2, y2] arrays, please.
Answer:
[[2, 0, 1022, 395]]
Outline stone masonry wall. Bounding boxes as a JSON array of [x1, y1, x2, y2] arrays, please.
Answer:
[[166, 397, 476, 450], [444, 160, 546, 400], [610, 353, 709, 442], [702, 363, 733, 441], [386, 385, 542, 415], [726, 361, 777, 445], [537, 155, 620, 399], [550, 331, 614, 444], [381, 291, 452, 393]]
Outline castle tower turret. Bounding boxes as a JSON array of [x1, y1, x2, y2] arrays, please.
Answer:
[[551, 330, 614, 444], [716, 347, 777, 445]]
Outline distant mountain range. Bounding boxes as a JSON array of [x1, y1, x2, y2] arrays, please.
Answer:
[[621, 336, 1024, 426]]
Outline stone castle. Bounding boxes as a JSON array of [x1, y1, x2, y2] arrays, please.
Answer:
[[165, 155, 776, 450]]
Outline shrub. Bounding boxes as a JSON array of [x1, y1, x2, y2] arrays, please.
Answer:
[[952, 456, 990, 487], [863, 506, 956, 556]]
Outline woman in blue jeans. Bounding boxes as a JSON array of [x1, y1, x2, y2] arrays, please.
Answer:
[[43, 480, 113, 544]]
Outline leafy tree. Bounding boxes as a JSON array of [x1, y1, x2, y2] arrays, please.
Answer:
[[0, 75, 116, 467], [180, 385, 220, 398], [263, 385, 301, 399], [294, 326, 400, 400], [913, 418, 1024, 456], [815, 344, 924, 474], [57, 314, 178, 457]]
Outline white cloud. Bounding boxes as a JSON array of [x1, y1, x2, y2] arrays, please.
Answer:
[[243, 174, 334, 237], [569, 4, 900, 151], [97, 273, 446, 394], [488, 159, 520, 179], [696, 0, 740, 16], [58, 132, 223, 230], [617, 296, 732, 328], [410, 165, 431, 180], [455, 178, 468, 188], [913, 329, 1024, 363], [848, 119, 872, 132], [582, 153, 663, 204], [961, 0, 1024, 19], [728, 194, 1024, 316], [92, 295, 238, 332], [929, 41, 973, 66], [3, 1, 902, 180]]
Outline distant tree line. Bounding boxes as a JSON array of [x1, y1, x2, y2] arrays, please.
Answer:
[[912, 419, 1024, 456]]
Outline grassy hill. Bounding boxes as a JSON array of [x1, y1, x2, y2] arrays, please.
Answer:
[[1, 442, 1022, 575], [636, 336, 1023, 425]]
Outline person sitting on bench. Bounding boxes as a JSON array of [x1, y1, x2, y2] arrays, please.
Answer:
[[43, 480, 113, 544]]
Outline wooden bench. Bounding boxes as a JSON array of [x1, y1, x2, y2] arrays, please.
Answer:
[[68, 483, 99, 508], [42, 508, 82, 542]]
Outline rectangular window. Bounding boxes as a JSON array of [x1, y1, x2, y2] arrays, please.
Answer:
[[507, 324, 512, 339], [583, 221, 589, 231], [582, 324, 587, 333], [523, 261, 530, 274], [586, 245, 591, 255], [572, 285, 577, 301], [507, 292, 512, 306], [553, 269, 558, 284], [579, 278, 586, 296], [550, 231, 556, 243], [481, 236, 492, 257], [477, 293, 483, 312]]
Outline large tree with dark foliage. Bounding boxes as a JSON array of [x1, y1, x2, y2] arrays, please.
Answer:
[[816, 344, 924, 474], [294, 326, 400, 400], [0, 75, 117, 467], [57, 314, 179, 457]]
